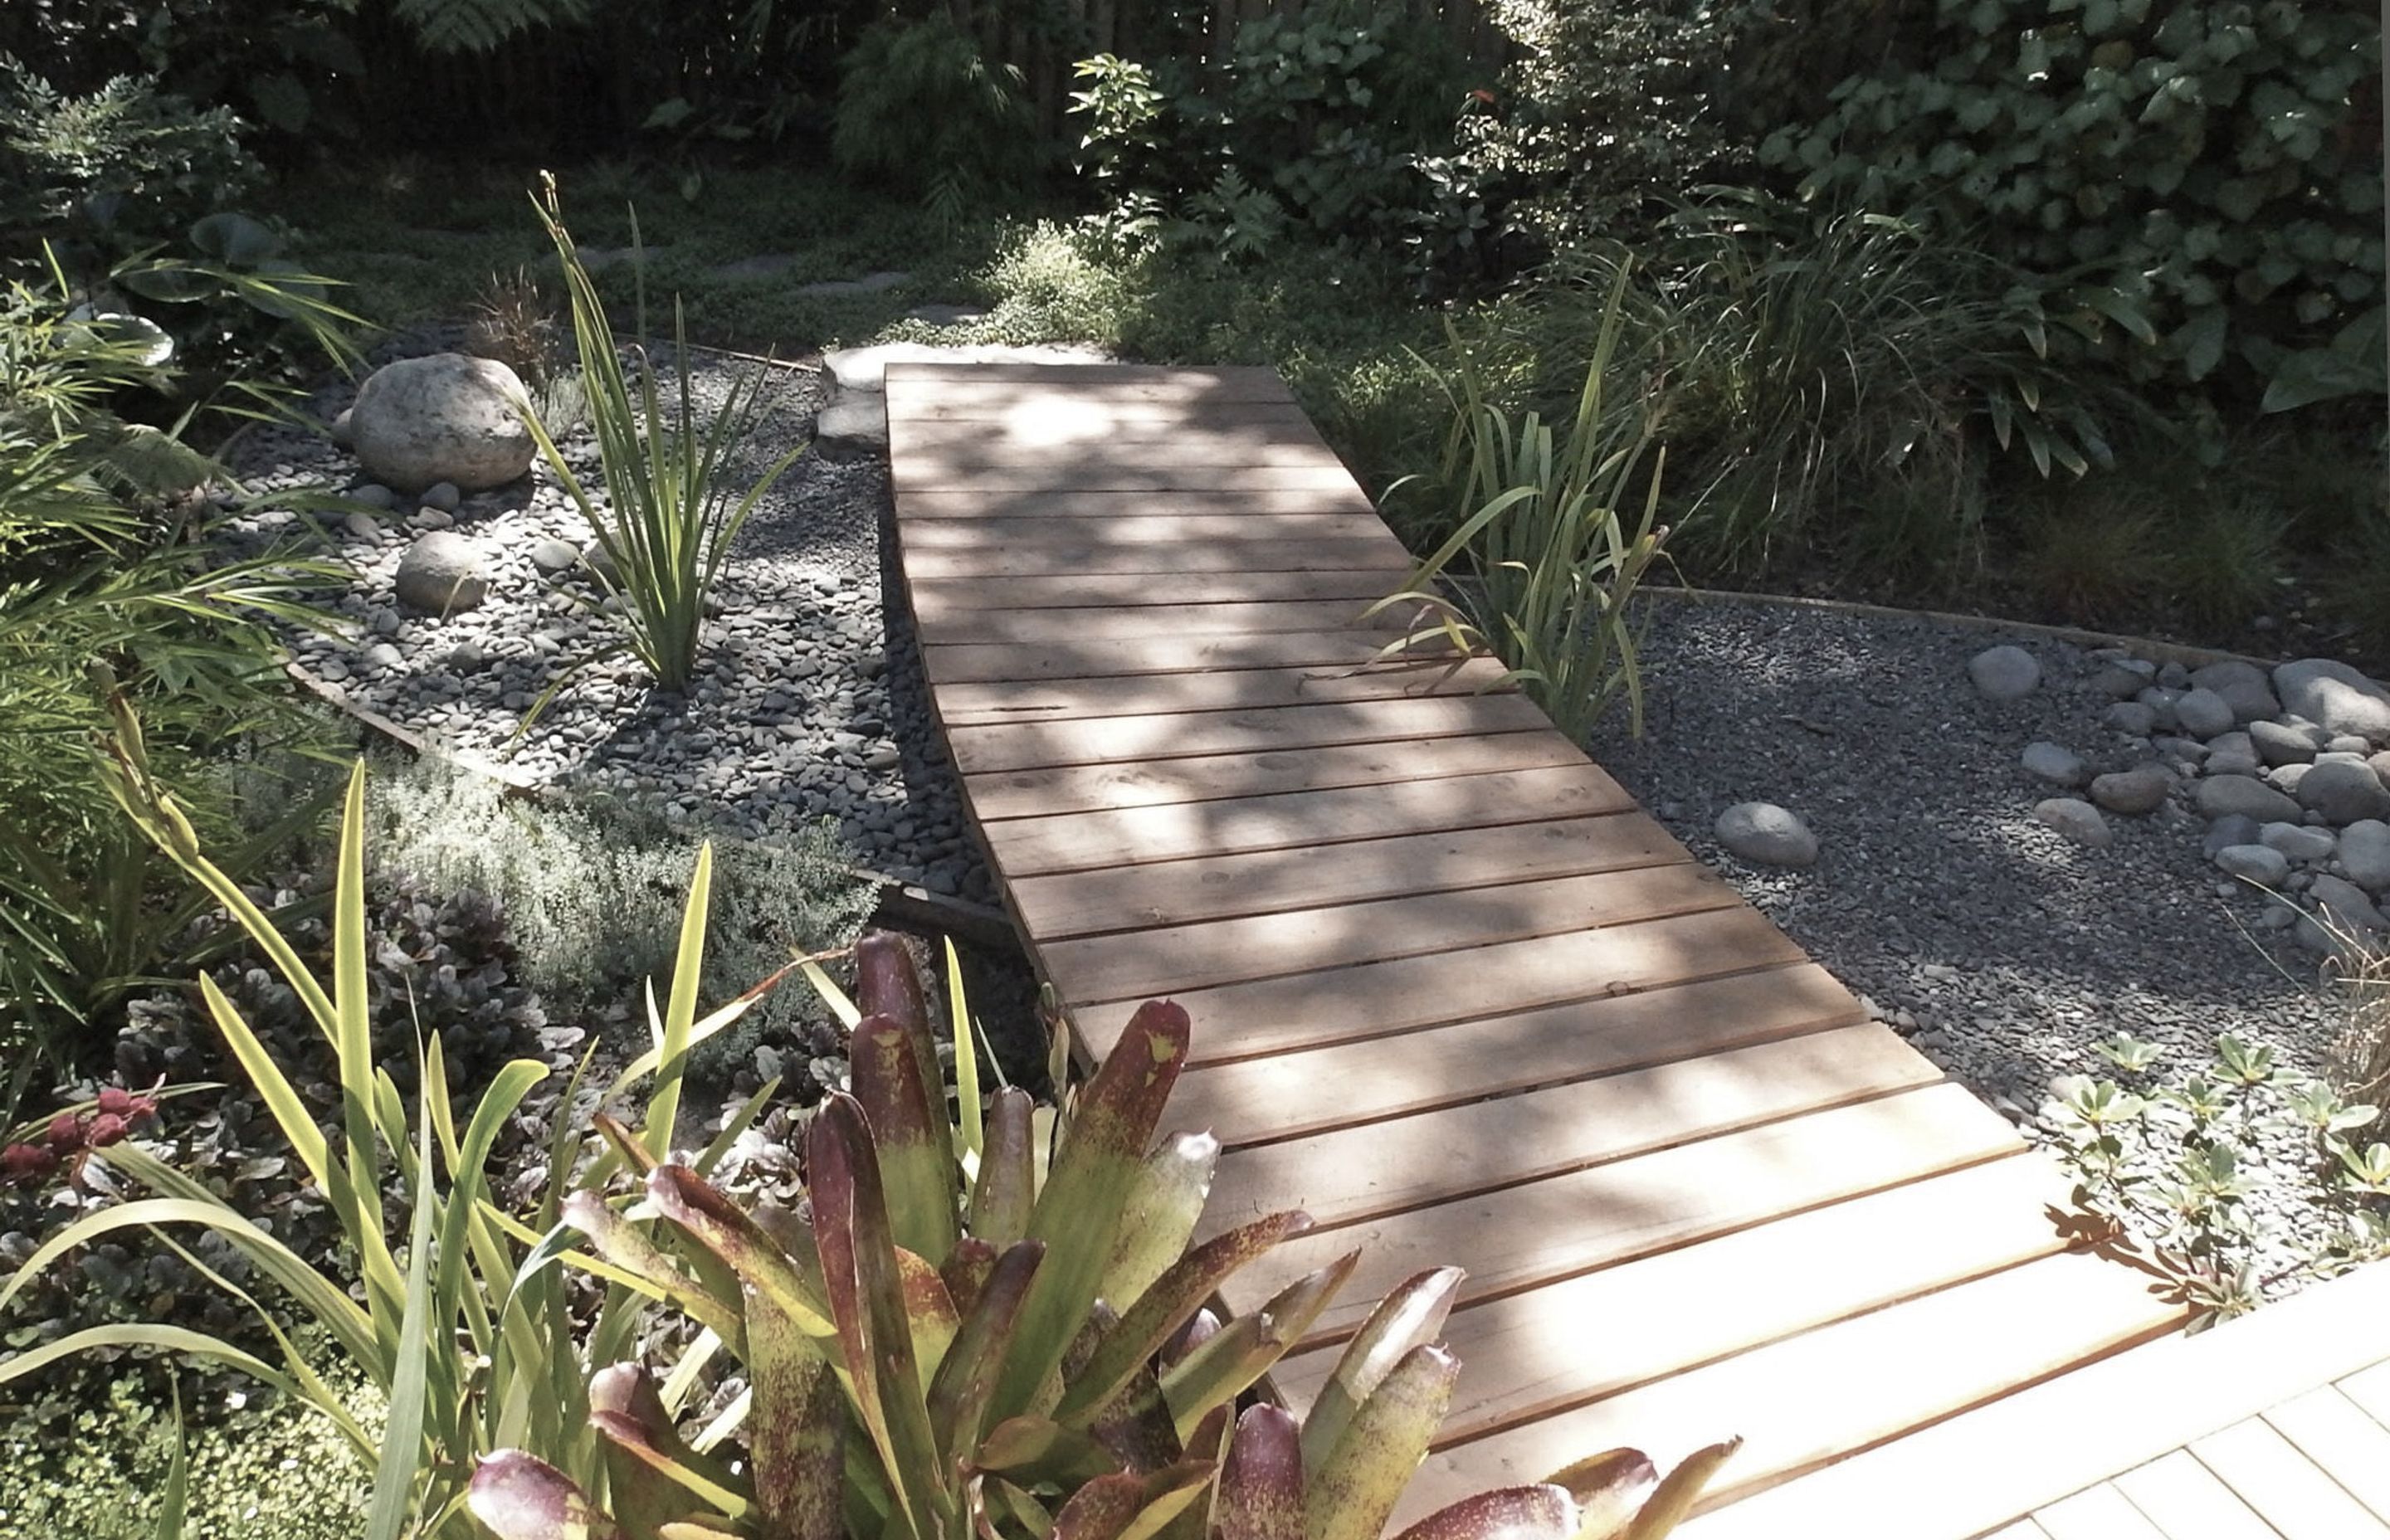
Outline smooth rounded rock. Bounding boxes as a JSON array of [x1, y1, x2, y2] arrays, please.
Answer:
[[2273, 658, 2390, 744], [2174, 687, 2235, 739], [2191, 661, 2282, 724], [2311, 874, 2388, 934], [1714, 802, 1819, 868], [2249, 720, 2317, 767], [349, 353, 536, 494], [2260, 821, 2338, 864], [2197, 774, 2302, 824], [2214, 845, 2290, 887], [529, 538, 581, 576], [2296, 758, 2390, 825], [2090, 763, 2173, 816], [2202, 814, 2261, 858], [2034, 797, 2112, 847], [1968, 645, 2041, 701], [2021, 742, 2087, 787], [2341, 820, 2390, 891], [394, 530, 490, 615], [2104, 701, 2158, 737]]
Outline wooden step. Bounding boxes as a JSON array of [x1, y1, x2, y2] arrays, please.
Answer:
[[949, 693, 1553, 776], [938, 657, 1516, 734]]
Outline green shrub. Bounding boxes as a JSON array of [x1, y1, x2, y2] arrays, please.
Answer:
[[0, 1370, 374, 1540], [364, 751, 874, 1075], [0, 58, 259, 262], [1378, 266, 1670, 743], [1768, 0, 2384, 409], [833, 13, 1040, 207]]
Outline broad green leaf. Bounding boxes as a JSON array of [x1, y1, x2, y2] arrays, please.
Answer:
[[1304, 1345, 1461, 1540], [1216, 1406, 1304, 1540], [468, 1451, 626, 1540], [364, 1122, 438, 1540], [1303, 1267, 1464, 1473], [1095, 1132, 1223, 1318], [929, 1240, 1046, 1460], [851, 1012, 962, 1265], [972, 1088, 1038, 1246], [1620, 1440, 1740, 1540], [1544, 1450, 1659, 1540], [644, 1168, 832, 1340]]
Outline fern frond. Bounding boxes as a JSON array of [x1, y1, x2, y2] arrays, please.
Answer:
[[390, 0, 593, 54]]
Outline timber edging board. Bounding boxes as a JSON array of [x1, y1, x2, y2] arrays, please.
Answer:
[[882, 362, 2189, 1528]]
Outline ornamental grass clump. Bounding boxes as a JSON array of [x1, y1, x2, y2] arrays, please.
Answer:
[[1372, 261, 1669, 744], [517, 174, 805, 694]]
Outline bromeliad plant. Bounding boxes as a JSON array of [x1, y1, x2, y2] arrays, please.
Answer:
[[466, 953, 1736, 1540], [0, 722, 795, 1540], [1371, 261, 1669, 744], [515, 173, 806, 694]]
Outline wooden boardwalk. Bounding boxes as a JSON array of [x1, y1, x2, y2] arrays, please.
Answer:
[[882, 363, 2190, 1524]]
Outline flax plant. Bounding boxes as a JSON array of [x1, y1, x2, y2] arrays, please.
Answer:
[[1373, 262, 1670, 743], [516, 175, 805, 694], [0, 701, 788, 1539]]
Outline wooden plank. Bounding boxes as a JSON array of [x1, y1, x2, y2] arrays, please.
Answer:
[[2110, 1452, 2290, 1540], [1676, 1260, 2390, 1540], [896, 489, 1379, 519], [1012, 811, 1690, 938], [2190, 1420, 2390, 1539], [2260, 1390, 2390, 1524], [1067, 904, 1804, 1064], [899, 463, 1363, 494], [914, 597, 1418, 646], [1165, 962, 1865, 1148], [939, 657, 1519, 733], [905, 540, 1412, 580], [2035, 1484, 2173, 1540], [949, 693, 1552, 776], [959, 733, 1588, 822], [1269, 1156, 2079, 1451], [898, 512, 1391, 546], [884, 363, 1292, 400], [896, 440, 1348, 480], [908, 568, 1407, 612], [1214, 1083, 2023, 1349], [1390, 1247, 2179, 1528], [1202, 1024, 1939, 1235], [1041, 861, 1741, 1010], [922, 629, 1463, 686], [1984, 1524, 2056, 1540], [890, 409, 1322, 453], [2339, 1362, 2390, 1431], [889, 411, 1329, 454], [893, 397, 1311, 424]]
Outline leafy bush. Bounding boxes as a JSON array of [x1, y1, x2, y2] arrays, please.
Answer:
[[523, 177, 808, 694], [2046, 1031, 2390, 1319], [0, 258, 339, 1118], [0, 1369, 373, 1540], [1767, 0, 2384, 409], [364, 750, 873, 1082], [0, 57, 259, 261], [1463, 0, 1754, 246], [1378, 266, 1670, 743], [834, 13, 1040, 207]]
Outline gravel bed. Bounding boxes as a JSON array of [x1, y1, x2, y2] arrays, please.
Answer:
[[1588, 597, 2341, 1119], [217, 339, 994, 904]]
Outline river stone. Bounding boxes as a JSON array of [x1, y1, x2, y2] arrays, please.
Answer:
[[2034, 797, 2112, 847], [2249, 720, 2318, 767], [2261, 822, 2338, 864], [2328, 734, 2376, 757], [814, 393, 888, 458], [2022, 742, 2087, 787], [2105, 702, 2158, 737], [2191, 660, 2280, 722], [2296, 758, 2390, 825], [394, 530, 490, 615], [348, 353, 536, 494], [2273, 659, 2390, 744], [2090, 655, 2158, 699], [1714, 802, 1818, 867], [2341, 821, 2390, 890], [329, 406, 354, 450], [1968, 645, 2041, 700], [2215, 844, 2290, 887], [2197, 775, 2301, 824], [2311, 875, 2388, 934], [2090, 763, 2173, 816], [2174, 687, 2235, 739], [2203, 814, 2261, 858], [529, 538, 581, 576]]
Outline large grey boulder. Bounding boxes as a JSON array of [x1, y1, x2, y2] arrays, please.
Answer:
[[2298, 758, 2390, 826], [2173, 687, 2235, 739], [2190, 660, 2281, 724], [2196, 774, 2301, 825], [2273, 659, 2390, 745], [394, 530, 490, 615], [1968, 645, 2041, 700], [349, 353, 536, 494], [1714, 802, 1818, 867], [2341, 821, 2390, 891]]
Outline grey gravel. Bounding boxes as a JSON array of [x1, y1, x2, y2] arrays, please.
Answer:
[[217, 339, 992, 903], [1591, 601, 2337, 1123]]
